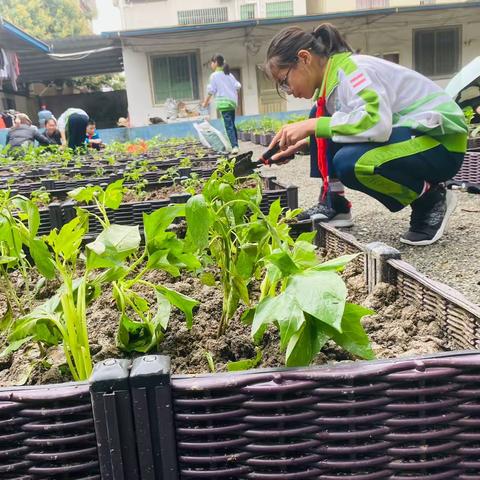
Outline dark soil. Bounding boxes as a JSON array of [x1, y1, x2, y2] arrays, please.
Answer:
[[0, 254, 446, 387], [122, 183, 188, 203]]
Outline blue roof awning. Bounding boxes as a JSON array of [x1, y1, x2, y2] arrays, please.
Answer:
[[0, 17, 50, 52], [0, 18, 123, 82]]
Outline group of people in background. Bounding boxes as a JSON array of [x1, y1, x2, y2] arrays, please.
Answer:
[[4, 105, 104, 153]]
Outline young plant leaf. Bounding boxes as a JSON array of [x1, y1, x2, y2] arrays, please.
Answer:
[[0, 336, 32, 358], [200, 271, 216, 286], [292, 240, 318, 268], [117, 313, 155, 353], [312, 254, 360, 272], [0, 256, 17, 265], [155, 285, 198, 329], [236, 243, 257, 280], [185, 194, 210, 251], [227, 348, 262, 372], [68, 185, 102, 203], [285, 270, 346, 332], [267, 198, 283, 224], [147, 250, 181, 277], [0, 302, 13, 333], [152, 291, 172, 331], [266, 251, 300, 276], [86, 224, 141, 269], [285, 316, 330, 367], [102, 179, 125, 209], [252, 293, 305, 351], [29, 238, 55, 279], [143, 204, 185, 248], [240, 307, 255, 326], [13, 197, 40, 237], [47, 214, 87, 262], [319, 303, 375, 360], [204, 351, 216, 373]]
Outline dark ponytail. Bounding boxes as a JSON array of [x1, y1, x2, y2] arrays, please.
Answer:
[[265, 23, 352, 74], [312, 24, 352, 56], [211, 53, 230, 75]]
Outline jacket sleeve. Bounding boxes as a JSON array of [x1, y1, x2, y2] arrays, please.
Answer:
[[34, 129, 52, 146], [315, 66, 393, 143], [232, 74, 241, 90], [57, 111, 68, 132], [207, 74, 217, 95]]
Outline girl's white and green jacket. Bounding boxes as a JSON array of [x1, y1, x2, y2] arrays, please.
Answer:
[[315, 52, 468, 154], [207, 68, 241, 112]]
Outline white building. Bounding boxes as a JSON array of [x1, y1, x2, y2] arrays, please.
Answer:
[[108, 1, 480, 127]]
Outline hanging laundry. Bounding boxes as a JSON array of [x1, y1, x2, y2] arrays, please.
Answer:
[[5, 51, 19, 91], [0, 49, 8, 79]]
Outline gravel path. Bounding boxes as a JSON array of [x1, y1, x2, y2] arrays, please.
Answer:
[[240, 141, 480, 305]]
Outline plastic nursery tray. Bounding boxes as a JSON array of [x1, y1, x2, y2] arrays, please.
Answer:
[[37, 177, 299, 237]]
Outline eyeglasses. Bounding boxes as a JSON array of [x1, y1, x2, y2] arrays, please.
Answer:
[[278, 60, 297, 95]]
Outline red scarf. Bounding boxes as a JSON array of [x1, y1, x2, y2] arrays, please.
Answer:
[[315, 61, 331, 200]]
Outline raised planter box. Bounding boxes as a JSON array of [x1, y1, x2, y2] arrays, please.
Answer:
[[450, 151, 480, 189], [0, 153, 222, 189], [36, 177, 299, 237], [259, 132, 275, 147], [252, 133, 262, 144], [316, 221, 480, 351], [0, 382, 99, 479], [237, 131, 248, 141], [1, 222, 480, 478], [240, 131, 252, 142], [467, 137, 480, 150]]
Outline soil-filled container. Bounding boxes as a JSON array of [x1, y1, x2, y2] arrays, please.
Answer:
[[252, 133, 262, 144], [44, 177, 299, 236], [2, 220, 480, 477], [467, 137, 480, 150], [2, 350, 480, 479], [259, 132, 275, 147], [451, 151, 480, 187], [238, 130, 250, 142]]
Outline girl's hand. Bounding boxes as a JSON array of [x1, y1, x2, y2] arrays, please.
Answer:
[[269, 119, 317, 151], [270, 139, 308, 165]]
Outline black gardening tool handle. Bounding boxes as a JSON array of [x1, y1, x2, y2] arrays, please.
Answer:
[[259, 143, 281, 164], [258, 143, 295, 166]]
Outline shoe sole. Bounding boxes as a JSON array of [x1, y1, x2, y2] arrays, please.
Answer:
[[311, 212, 354, 228], [400, 190, 457, 246]]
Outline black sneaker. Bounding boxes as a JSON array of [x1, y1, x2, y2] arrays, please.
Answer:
[[297, 191, 354, 227], [400, 184, 457, 246]]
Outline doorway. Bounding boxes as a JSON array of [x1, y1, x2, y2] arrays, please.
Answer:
[[256, 66, 287, 114]]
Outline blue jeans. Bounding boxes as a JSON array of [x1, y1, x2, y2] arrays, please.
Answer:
[[221, 110, 238, 148]]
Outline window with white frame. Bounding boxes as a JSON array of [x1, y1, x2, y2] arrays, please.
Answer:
[[150, 53, 199, 105], [265, 1, 294, 18], [240, 3, 256, 20], [356, 0, 389, 9], [177, 7, 228, 25], [414, 26, 460, 77]]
